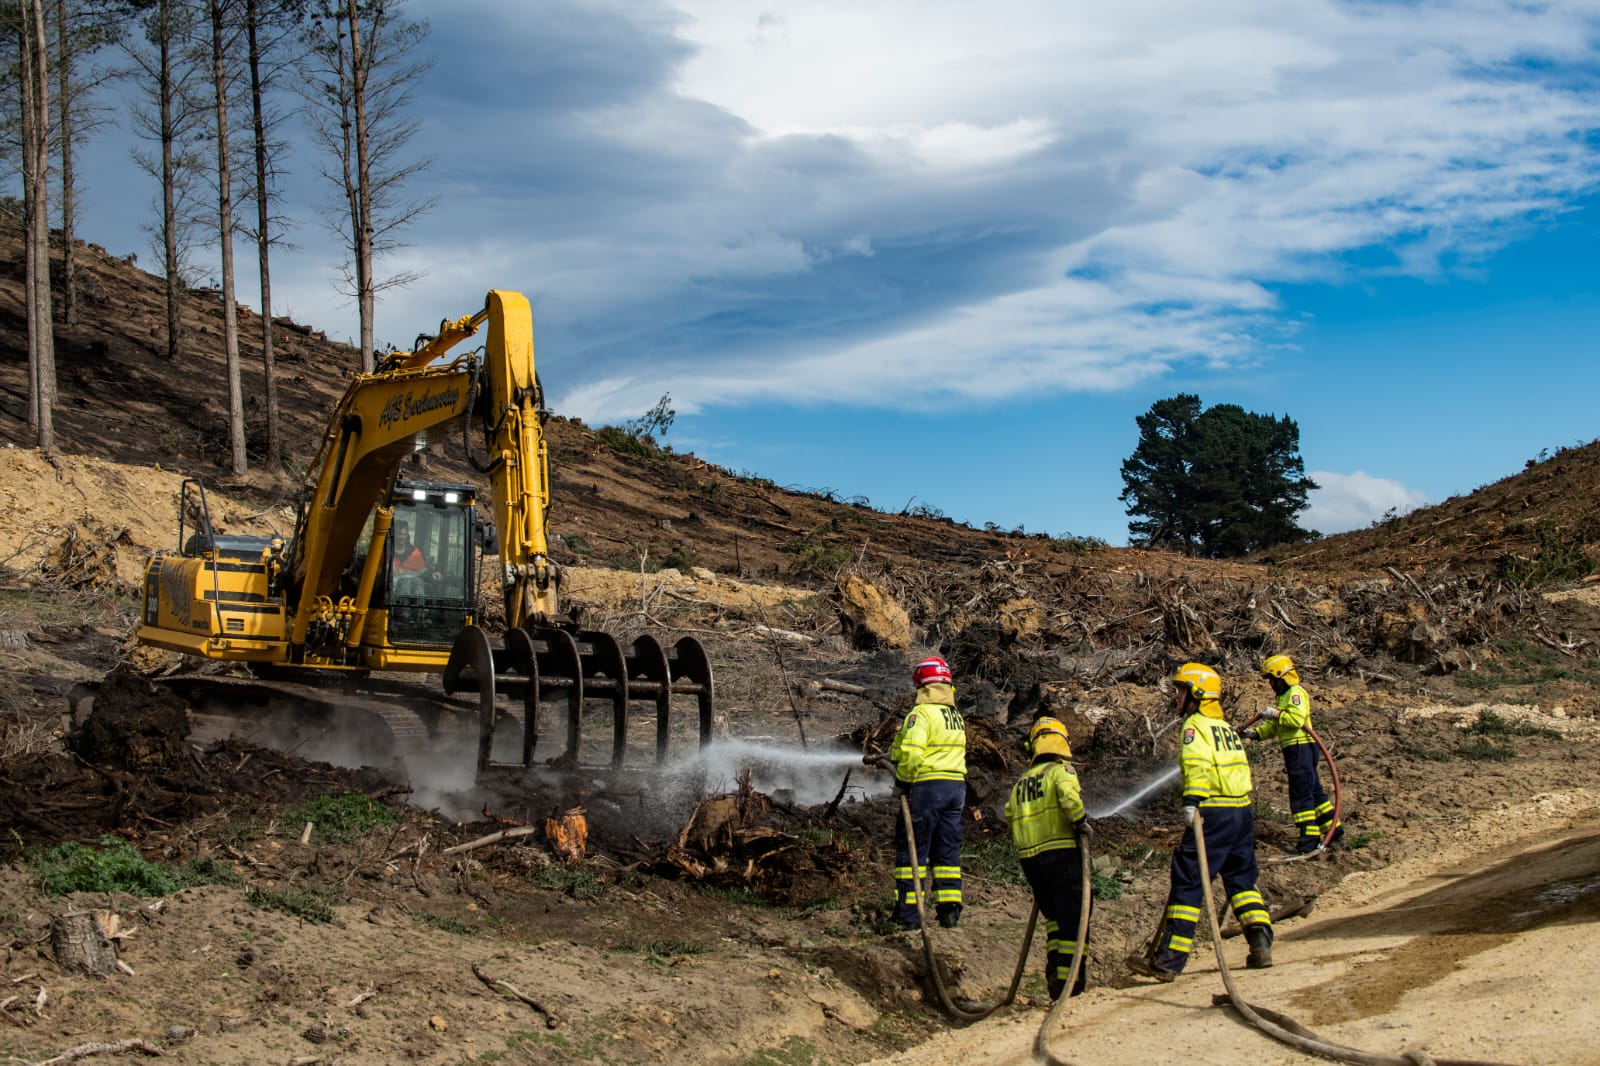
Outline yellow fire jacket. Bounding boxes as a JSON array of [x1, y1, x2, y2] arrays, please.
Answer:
[[1255, 684, 1315, 749], [891, 684, 966, 784], [1180, 710, 1253, 808], [1005, 758, 1087, 859]]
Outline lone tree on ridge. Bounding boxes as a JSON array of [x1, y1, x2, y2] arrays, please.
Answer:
[[1120, 393, 1319, 557]]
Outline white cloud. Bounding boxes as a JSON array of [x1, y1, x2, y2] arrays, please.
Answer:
[[81, 0, 1600, 424], [1303, 471, 1431, 535], [524, 1, 1600, 420]]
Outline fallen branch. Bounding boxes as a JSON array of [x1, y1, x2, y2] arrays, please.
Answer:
[[29, 1038, 165, 1064], [751, 624, 813, 644], [442, 826, 539, 856], [471, 962, 558, 1028], [812, 678, 867, 696]]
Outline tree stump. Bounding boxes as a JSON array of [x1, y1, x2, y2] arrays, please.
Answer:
[[50, 910, 120, 976]]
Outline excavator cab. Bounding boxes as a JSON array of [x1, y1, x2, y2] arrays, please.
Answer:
[[382, 480, 479, 647]]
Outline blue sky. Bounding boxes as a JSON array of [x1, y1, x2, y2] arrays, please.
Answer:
[[64, 0, 1600, 544]]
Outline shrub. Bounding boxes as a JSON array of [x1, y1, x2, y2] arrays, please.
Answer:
[[1452, 738, 1514, 762], [247, 884, 337, 923], [285, 792, 399, 844], [1090, 869, 1124, 900], [1465, 710, 1561, 740], [32, 838, 184, 897], [528, 864, 604, 900], [961, 835, 1027, 887]]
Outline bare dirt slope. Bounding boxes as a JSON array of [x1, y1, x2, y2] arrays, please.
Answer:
[[3, 229, 1600, 1065]]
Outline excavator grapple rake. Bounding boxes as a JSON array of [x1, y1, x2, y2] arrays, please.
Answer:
[[444, 625, 715, 776]]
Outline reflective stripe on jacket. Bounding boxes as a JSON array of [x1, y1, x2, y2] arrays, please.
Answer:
[[1180, 711, 1253, 808], [1004, 758, 1086, 859], [892, 684, 966, 784], [1256, 684, 1315, 749]]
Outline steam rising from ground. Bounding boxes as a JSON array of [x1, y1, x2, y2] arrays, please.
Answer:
[[192, 698, 893, 827]]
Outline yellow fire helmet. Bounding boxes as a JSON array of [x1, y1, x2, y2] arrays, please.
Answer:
[[1028, 716, 1072, 759], [1262, 654, 1300, 685], [1173, 662, 1223, 716]]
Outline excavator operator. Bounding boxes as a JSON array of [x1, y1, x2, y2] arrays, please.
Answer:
[[391, 521, 428, 574]]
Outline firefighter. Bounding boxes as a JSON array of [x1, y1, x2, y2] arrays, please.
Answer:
[[1242, 654, 1340, 853], [1004, 716, 1092, 999], [1128, 662, 1272, 981], [878, 656, 967, 929]]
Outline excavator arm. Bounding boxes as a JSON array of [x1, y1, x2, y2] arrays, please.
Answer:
[[283, 290, 558, 646]]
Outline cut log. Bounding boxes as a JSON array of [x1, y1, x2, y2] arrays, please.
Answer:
[[50, 910, 120, 976]]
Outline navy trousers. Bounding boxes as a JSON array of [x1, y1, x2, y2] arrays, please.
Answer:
[[1021, 848, 1090, 998], [892, 779, 965, 927], [1283, 743, 1335, 850], [1153, 806, 1272, 973]]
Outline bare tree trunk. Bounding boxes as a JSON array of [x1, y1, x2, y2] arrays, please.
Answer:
[[158, 0, 184, 362], [246, 0, 279, 467], [21, 0, 56, 450], [345, 0, 373, 373], [211, 0, 246, 474], [55, 0, 78, 326]]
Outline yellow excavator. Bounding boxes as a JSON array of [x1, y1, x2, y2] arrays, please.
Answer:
[[135, 289, 714, 775]]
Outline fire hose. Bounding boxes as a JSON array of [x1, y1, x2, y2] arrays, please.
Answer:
[[1031, 829, 1092, 1066], [898, 793, 1036, 1023], [1190, 807, 1524, 1066]]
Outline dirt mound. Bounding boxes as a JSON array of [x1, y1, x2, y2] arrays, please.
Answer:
[[0, 667, 399, 846]]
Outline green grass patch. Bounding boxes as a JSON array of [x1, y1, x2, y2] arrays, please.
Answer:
[[775, 896, 843, 920], [246, 884, 338, 923], [1465, 710, 1562, 740], [783, 534, 854, 575], [629, 938, 703, 966], [961, 834, 1027, 887], [1252, 798, 1295, 825], [1107, 839, 1168, 871], [285, 792, 399, 844], [742, 1036, 824, 1066], [1451, 737, 1514, 762], [176, 856, 245, 888], [700, 883, 767, 906], [30, 838, 191, 897], [1347, 830, 1382, 850], [528, 863, 605, 900], [1495, 521, 1597, 587], [417, 912, 477, 936], [1397, 740, 1453, 762], [1090, 868, 1123, 900]]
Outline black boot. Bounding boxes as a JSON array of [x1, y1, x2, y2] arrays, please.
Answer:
[[1244, 926, 1273, 969]]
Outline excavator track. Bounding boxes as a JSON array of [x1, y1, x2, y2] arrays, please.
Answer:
[[151, 673, 467, 767]]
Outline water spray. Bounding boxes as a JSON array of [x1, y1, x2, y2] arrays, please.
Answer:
[[1090, 765, 1181, 819]]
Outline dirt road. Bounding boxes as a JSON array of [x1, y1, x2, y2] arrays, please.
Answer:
[[866, 788, 1600, 1066]]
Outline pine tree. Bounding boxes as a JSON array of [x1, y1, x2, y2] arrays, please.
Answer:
[[1120, 394, 1318, 556]]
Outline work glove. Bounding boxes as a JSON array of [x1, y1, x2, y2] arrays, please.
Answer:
[[861, 752, 882, 767], [1239, 726, 1259, 740], [1259, 707, 1281, 721], [1182, 804, 1198, 827]]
